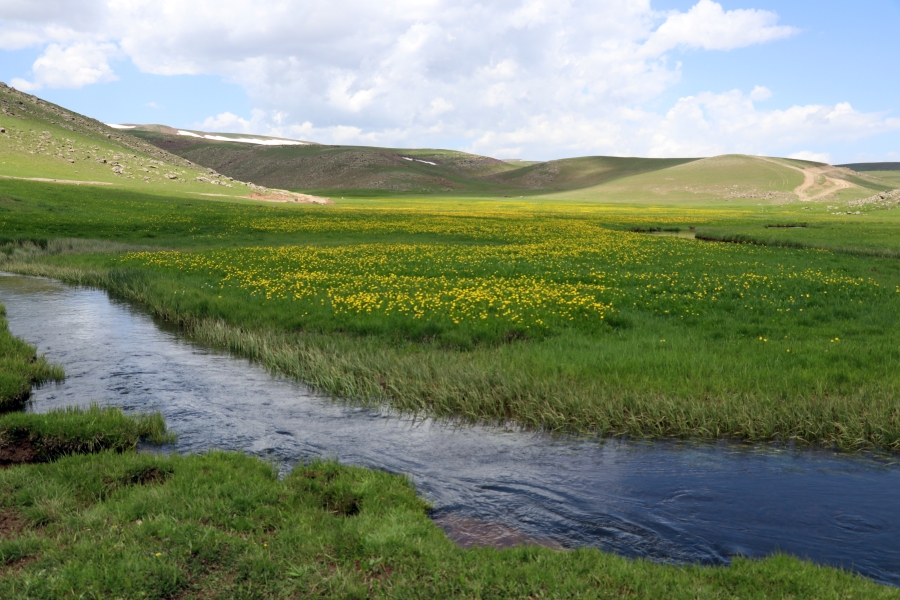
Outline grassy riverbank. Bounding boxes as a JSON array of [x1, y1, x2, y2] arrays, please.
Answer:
[[0, 336, 890, 598], [2, 178, 900, 448], [0, 302, 63, 409], [0, 447, 896, 598]]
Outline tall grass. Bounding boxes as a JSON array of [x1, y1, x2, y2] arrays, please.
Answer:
[[4, 260, 900, 450], [0, 238, 154, 263], [0, 404, 172, 463], [695, 231, 900, 259], [0, 302, 64, 409]]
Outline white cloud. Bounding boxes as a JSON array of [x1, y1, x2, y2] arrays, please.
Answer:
[[425, 97, 454, 117], [457, 89, 900, 160], [749, 85, 771, 102], [639, 91, 900, 159], [9, 77, 38, 92], [0, 29, 45, 50], [1, 0, 895, 160], [198, 111, 257, 133], [788, 151, 831, 163], [644, 0, 796, 54], [12, 41, 118, 90]]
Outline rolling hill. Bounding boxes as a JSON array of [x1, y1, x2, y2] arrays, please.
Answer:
[[837, 162, 900, 172], [128, 125, 898, 202], [127, 127, 699, 195], [837, 163, 900, 188], [3, 85, 896, 204], [0, 84, 330, 203], [549, 154, 898, 205]]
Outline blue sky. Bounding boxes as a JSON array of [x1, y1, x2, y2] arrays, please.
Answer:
[[1, 0, 898, 163]]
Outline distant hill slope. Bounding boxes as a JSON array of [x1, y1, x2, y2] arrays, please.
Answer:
[[550, 154, 892, 204], [837, 162, 900, 172], [128, 128, 700, 195], [13, 92, 887, 205], [0, 84, 249, 198], [485, 156, 697, 191], [0, 85, 196, 170], [0, 86, 329, 202]]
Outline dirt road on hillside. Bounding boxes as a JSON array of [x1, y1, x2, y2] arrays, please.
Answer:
[[757, 157, 856, 201]]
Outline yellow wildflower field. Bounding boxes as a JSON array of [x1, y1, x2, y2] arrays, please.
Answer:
[[123, 209, 886, 340]]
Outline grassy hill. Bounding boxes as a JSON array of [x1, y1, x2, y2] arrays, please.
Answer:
[[864, 171, 900, 187], [550, 154, 897, 205], [837, 163, 900, 188], [126, 126, 898, 203], [484, 155, 696, 191], [3, 85, 895, 204], [549, 155, 803, 204], [128, 128, 699, 195], [0, 84, 262, 200], [837, 162, 900, 171]]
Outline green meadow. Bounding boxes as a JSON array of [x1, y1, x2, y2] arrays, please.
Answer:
[[2, 172, 900, 449]]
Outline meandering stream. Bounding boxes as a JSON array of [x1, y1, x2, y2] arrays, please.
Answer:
[[2, 273, 898, 586]]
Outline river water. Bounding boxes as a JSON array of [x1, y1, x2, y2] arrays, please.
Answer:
[[1, 273, 898, 585]]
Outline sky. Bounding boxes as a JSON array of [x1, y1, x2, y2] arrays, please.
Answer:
[[1, 0, 898, 163]]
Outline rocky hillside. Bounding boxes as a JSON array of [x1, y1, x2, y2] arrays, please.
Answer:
[[0, 83, 196, 170]]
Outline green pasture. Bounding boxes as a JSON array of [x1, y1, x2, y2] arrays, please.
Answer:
[[3, 178, 900, 449], [695, 219, 900, 257], [868, 171, 900, 187], [4, 84, 900, 595], [0, 447, 893, 599]]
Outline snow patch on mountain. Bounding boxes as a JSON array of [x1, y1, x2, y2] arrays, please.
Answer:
[[176, 130, 308, 146], [402, 156, 437, 166]]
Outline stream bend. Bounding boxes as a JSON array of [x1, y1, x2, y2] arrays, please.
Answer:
[[1, 273, 898, 586]]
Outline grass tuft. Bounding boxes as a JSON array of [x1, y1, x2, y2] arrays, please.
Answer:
[[0, 302, 64, 410], [0, 405, 173, 465]]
